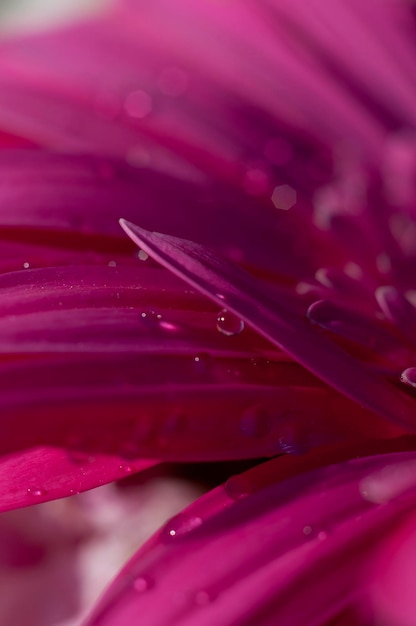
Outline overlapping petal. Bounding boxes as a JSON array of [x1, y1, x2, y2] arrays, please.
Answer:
[[83, 448, 416, 626], [0, 262, 391, 472], [120, 220, 416, 432], [0, 0, 415, 622]]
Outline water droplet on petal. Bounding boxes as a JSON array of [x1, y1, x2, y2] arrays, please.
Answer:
[[360, 460, 416, 504], [271, 184, 297, 210], [303, 525, 313, 536], [27, 487, 47, 497], [140, 310, 162, 324], [240, 406, 272, 438], [133, 575, 154, 593], [137, 249, 149, 261], [193, 353, 212, 375], [216, 309, 244, 336], [23, 262, 30, 269], [163, 514, 203, 541], [400, 368, 416, 387]]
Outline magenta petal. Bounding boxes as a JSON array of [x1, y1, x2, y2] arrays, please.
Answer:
[[0, 150, 323, 279], [120, 221, 416, 431], [83, 451, 416, 626], [370, 511, 416, 626], [0, 263, 397, 461], [0, 447, 154, 513]]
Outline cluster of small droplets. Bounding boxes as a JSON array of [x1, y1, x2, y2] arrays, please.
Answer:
[[27, 487, 47, 497], [140, 310, 162, 322]]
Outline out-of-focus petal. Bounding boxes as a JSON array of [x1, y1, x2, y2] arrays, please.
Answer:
[[0, 448, 154, 513], [0, 150, 325, 280], [83, 449, 416, 626], [120, 221, 416, 432], [369, 511, 416, 626]]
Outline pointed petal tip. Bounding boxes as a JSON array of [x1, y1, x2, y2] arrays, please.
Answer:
[[119, 218, 153, 247]]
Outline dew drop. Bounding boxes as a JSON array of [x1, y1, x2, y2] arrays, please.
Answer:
[[193, 353, 212, 375], [163, 514, 203, 541], [138, 249, 149, 261], [23, 262, 30, 269], [133, 575, 154, 593], [119, 464, 133, 474], [400, 367, 416, 387], [108, 260, 117, 267], [360, 460, 416, 504], [216, 309, 244, 336], [27, 487, 47, 497], [302, 525, 328, 541], [239, 406, 272, 438], [271, 184, 297, 210]]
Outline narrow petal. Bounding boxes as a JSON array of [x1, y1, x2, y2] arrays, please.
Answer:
[[120, 221, 416, 431], [0, 448, 154, 513]]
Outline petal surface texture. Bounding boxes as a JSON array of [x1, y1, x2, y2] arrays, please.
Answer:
[[84, 449, 416, 626]]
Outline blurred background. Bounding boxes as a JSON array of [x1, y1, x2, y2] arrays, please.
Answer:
[[0, 0, 106, 35]]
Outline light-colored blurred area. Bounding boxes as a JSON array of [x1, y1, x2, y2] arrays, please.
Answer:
[[0, 474, 203, 626], [0, 0, 109, 34]]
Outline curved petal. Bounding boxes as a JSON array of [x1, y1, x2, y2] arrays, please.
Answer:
[[0, 448, 154, 513], [120, 221, 416, 431], [83, 449, 416, 626]]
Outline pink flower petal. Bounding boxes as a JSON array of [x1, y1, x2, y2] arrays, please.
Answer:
[[120, 221, 416, 431], [370, 511, 416, 626], [0, 447, 154, 513], [0, 261, 397, 466], [84, 450, 416, 626], [0, 150, 323, 280]]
